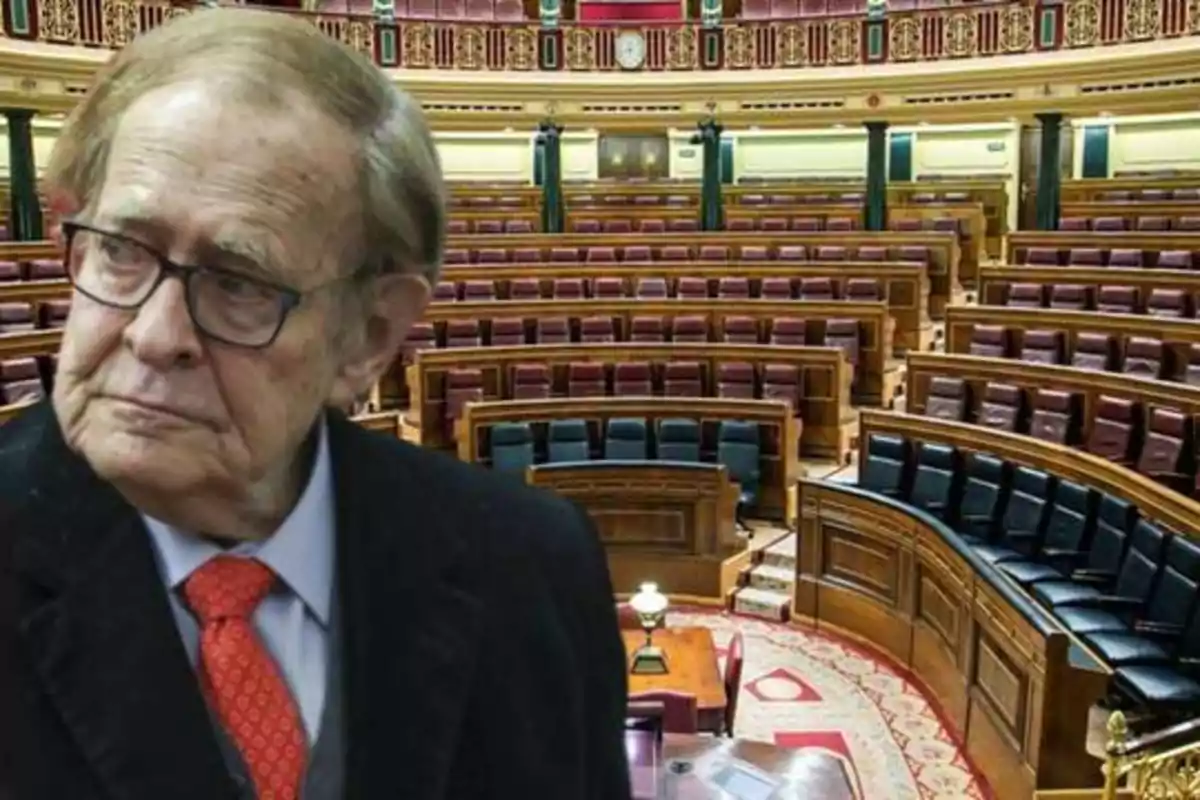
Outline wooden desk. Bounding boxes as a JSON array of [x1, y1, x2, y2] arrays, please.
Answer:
[[624, 627, 726, 734], [627, 731, 856, 800]]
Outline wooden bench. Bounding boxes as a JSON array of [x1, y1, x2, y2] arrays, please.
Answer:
[[449, 184, 540, 208], [407, 341, 855, 461], [977, 265, 1200, 312], [438, 260, 934, 352], [1058, 201, 1200, 229], [1060, 177, 1200, 204], [886, 202, 987, 283], [526, 460, 742, 597], [457, 396, 799, 520], [349, 410, 403, 436], [1007, 231, 1200, 268], [447, 209, 542, 233], [421, 298, 896, 406], [945, 306, 1200, 381]]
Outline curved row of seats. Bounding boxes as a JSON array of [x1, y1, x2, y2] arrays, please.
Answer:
[[1058, 216, 1200, 233], [442, 242, 932, 265], [1021, 246, 1194, 269], [859, 434, 1200, 714], [966, 324, 1193, 383], [431, 275, 884, 303], [921, 377, 1196, 498], [998, 282, 1197, 318]]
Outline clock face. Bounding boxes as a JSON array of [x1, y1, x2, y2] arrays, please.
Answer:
[[615, 31, 646, 70]]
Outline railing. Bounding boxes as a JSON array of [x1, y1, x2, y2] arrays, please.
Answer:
[[1, 0, 1196, 70], [1103, 711, 1200, 799]]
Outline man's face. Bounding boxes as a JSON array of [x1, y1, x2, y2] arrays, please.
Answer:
[[53, 84, 369, 499]]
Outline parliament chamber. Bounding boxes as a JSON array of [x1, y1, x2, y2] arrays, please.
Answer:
[[7, 0, 1200, 795]]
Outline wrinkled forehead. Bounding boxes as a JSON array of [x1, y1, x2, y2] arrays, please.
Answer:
[[93, 82, 362, 280]]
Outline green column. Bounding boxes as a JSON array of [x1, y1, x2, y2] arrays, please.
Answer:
[[1035, 112, 1064, 231], [537, 121, 563, 234], [4, 109, 43, 241], [695, 118, 724, 231], [863, 121, 888, 232]]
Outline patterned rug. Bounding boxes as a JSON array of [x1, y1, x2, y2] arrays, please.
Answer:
[[672, 608, 993, 800]]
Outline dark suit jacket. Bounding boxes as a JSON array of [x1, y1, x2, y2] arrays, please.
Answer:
[[0, 402, 632, 800]]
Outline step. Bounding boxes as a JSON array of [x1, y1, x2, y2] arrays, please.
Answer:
[[747, 563, 794, 593], [761, 534, 796, 570], [733, 586, 791, 622]]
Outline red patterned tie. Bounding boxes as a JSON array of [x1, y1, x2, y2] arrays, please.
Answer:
[[183, 556, 308, 800]]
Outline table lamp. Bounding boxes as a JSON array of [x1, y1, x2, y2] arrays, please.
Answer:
[[629, 582, 670, 675]]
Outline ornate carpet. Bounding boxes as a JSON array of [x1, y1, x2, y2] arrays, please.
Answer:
[[671, 608, 993, 800]]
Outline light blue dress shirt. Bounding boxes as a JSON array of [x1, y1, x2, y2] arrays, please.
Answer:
[[143, 421, 336, 745]]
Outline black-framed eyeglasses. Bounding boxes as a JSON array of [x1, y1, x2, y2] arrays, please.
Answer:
[[62, 221, 337, 349]]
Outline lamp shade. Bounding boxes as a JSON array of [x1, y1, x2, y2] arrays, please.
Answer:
[[629, 582, 668, 616]]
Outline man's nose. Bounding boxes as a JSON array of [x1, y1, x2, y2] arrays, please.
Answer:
[[121, 277, 205, 367]]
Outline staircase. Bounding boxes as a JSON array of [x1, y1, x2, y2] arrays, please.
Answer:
[[730, 531, 796, 622]]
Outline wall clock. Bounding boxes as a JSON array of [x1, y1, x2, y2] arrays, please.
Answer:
[[615, 30, 647, 70]]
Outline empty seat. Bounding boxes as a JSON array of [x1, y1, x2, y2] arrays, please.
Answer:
[[1177, 216, 1200, 232], [433, 281, 458, 302], [28, 259, 65, 280], [629, 316, 665, 343], [1097, 286, 1138, 314], [504, 220, 533, 234], [825, 320, 860, 366], [760, 277, 793, 300], [798, 278, 835, 301], [489, 422, 534, 475], [662, 362, 702, 397], [760, 218, 789, 232], [716, 362, 755, 399], [826, 217, 855, 232], [553, 278, 585, 300], [717, 277, 751, 299], [978, 383, 1025, 433], [856, 246, 887, 262], [891, 218, 923, 232], [969, 325, 1009, 358], [791, 218, 821, 233], [770, 318, 806, 346], [579, 317, 615, 343], [993, 480, 1095, 582], [999, 493, 1134, 588], [623, 245, 652, 263], [970, 467, 1057, 564], [1059, 217, 1091, 232], [667, 219, 699, 233], [1157, 250, 1193, 269], [1148, 289, 1189, 318], [461, 280, 496, 301], [586, 246, 617, 263], [550, 247, 580, 263], [717, 421, 762, 517], [727, 217, 755, 232], [776, 246, 807, 262], [1072, 333, 1117, 371], [613, 362, 652, 396], [898, 246, 931, 265], [476, 248, 507, 265], [1006, 283, 1045, 308], [475, 220, 503, 235], [1108, 249, 1144, 268], [0, 357, 44, 404], [699, 245, 729, 262], [568, 363, 606, 397], [657, 418, 701, 462], [637, 219, 666, 234], [602, 220, 631, 234], [908, 444, 957, 520], [845, 279, 881, 301], [815, 246, 846, 262], [490, 317, 525, 346], [511, 363, 550, 399], [1137, 216, 1170, 232], [1124, 336, 1165, 379], [512, 247, 541, 263], [1137, 408, 1191, 490], [1093, 216, 1127, 232], [547, 419, 590, 462], [636, 277, 669, 299], [1188, 345, 1200, 387], [1019, 330, 1065, 365], [1068, 248, 1104, 267], [671, 316, 709, 343], [605, 417, 649, 459], [953, 453, 1008, 542], [723, 317, 758, 345], [570, 220, 599, 234], [445, 320, 482, 348], [860, 434, 908, 497], [1025, 248, 1060, 266], [1049, 284, 1089, 310], [443, 369, 483, 439], [660, 246, 690, 262], [1085, 396, 1140, 465], [1030, 389, 1079, 444], [676, 277, 708, 300], [536, 317, 570, 345], [591, 277, 625, 299], [0, 303, 35, 333], [924, 377, 969, 421], [761, 364, 800, 410], [1031, 519, 1167, 611]]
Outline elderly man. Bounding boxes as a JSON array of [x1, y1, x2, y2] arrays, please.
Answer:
[[0, 9, 631, 800]]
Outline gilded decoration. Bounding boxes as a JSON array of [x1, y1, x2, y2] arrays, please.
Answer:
[[1124, 0, 1161, 39], [38, 0, 81, 43], [775, 22, 809, 66], [889, 16, 922, 60], [505, 26, 538, 70], [102, 0, 141, 47], [723, 24, 756, 68], [827, 18, 860, 64], [402, 22, 435, 67], [1189, 0, 1200, 33], [1102, 712, 1200, 800], [1064, 0, 1100, 46], [999, 4, 1034, 52], [563, 27, 595, 70], [316, 15, 374, 55], [944, 11, 977, 56], [665, 25, 698, 69], [454, 25, 486, 69]]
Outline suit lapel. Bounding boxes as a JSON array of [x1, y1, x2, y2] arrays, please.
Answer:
[[12, 403, 237, 800], [328, 413, 485, 800]]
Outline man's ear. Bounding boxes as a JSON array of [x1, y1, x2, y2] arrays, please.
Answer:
[[47, 189, 80, 245], [329, 272, 430, 411]]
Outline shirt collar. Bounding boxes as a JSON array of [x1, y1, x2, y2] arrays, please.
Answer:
[[143, 418, 335, 627]]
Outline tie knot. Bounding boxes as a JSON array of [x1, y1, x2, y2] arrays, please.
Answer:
[[183, 556, 276, 623]]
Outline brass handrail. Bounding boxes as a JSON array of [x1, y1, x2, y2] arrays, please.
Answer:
[[1102, 711, 1200, 799]]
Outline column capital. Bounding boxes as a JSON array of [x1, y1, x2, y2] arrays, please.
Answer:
[[864, 120, 889, 133], [0, 108, 36, 122], [1034, 112, 1064, 125]]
